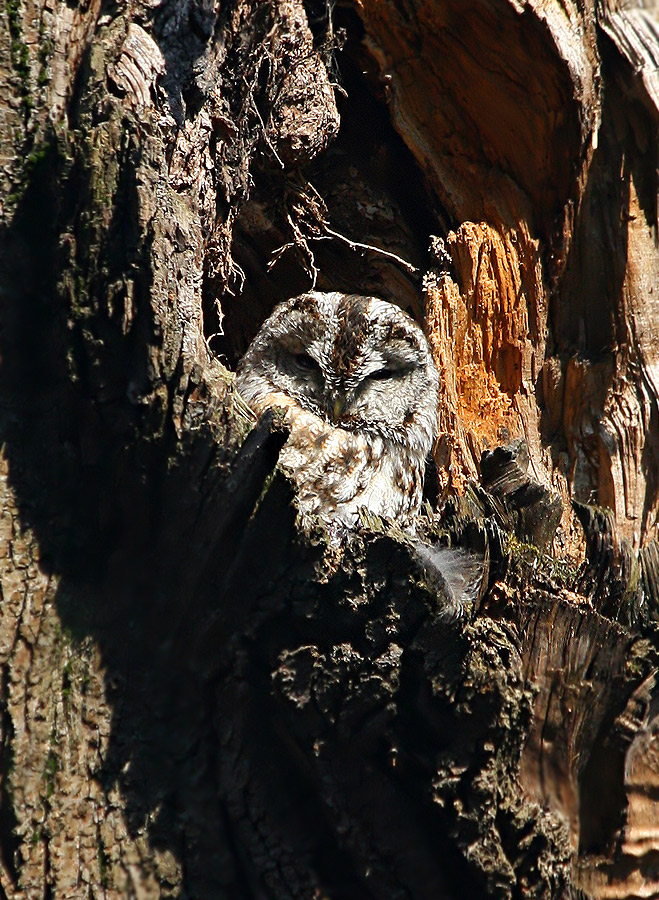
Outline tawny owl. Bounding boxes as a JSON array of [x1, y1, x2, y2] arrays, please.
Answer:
[[236, 291, 439, 529]]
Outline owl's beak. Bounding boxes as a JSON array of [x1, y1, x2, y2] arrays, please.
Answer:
[[327, 392, 347, 422]]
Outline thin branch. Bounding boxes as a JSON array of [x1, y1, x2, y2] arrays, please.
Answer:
[[315, 227, 420, 275]]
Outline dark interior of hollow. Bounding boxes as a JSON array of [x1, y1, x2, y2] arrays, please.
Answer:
[[205, 5, 448, 368]]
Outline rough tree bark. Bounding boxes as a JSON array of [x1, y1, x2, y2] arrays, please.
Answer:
[[1, 1, 659, 898]]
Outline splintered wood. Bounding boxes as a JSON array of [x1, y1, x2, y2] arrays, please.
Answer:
[[424, 222, 543, 492], [107, 23, 165, 110]]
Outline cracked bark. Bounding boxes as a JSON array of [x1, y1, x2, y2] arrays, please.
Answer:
[[2, 1, 659, 898]]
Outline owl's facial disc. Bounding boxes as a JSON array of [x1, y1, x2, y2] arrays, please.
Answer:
[[236, 291, 438, 451]]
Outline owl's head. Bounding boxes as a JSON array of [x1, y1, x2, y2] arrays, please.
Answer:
[[236, 291, 439, 456]]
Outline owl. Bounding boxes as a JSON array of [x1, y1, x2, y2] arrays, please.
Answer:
[[236, 291, 439, 529]]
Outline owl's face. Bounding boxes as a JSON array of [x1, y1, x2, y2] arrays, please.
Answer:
[[237, 292, 439, 453]]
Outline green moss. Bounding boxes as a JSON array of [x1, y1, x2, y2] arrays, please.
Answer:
[[52, 616, 76, 646], [6, 0, 32, 120], [503, 532, 579, 590], [6, 0, 20, 37], [61, 659, 73, 707], [5, 189, 22, 206], [505, 532, 542, 565], [37, 25, 52, 86], [98, 842, 109, 887], [4, 133, 58, 209], [43, 749, 58, 798], [25, 141, 51, 172]]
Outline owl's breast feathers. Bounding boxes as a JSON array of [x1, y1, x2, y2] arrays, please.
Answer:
[[279, 403, 424, 527], [239, 388, 423, 526]]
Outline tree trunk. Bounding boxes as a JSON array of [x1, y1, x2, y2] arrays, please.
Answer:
[[1, 1, 659, 898]]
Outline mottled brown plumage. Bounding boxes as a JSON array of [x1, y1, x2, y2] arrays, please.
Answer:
[[236, 291, 439, 528]]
